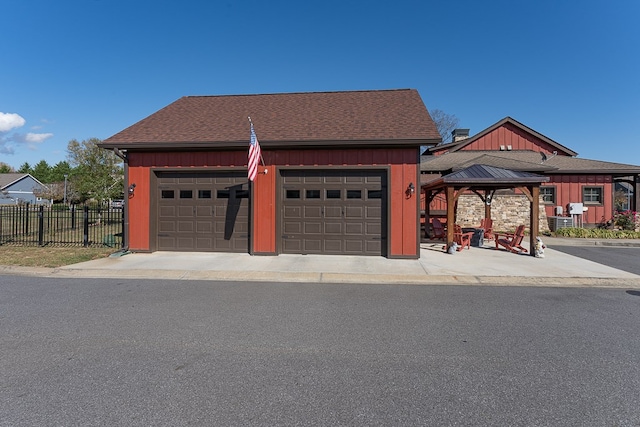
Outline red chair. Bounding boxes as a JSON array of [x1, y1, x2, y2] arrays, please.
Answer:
[[480, 218, 494, 241], [431, 218, 446, 240], [495, 225, 527, 253], [453, 224, 473, 251]]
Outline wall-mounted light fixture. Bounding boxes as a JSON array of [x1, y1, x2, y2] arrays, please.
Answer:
[[406, 182, 415, 199], [128, 183, 136, 197]]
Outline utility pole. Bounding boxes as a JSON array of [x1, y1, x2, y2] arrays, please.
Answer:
[[63, 174, 68, 205]]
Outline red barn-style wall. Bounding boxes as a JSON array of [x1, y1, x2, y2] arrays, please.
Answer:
[[127, 148, 419, 258]]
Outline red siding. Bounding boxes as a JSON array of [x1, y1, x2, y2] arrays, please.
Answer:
[[460, 123, 569, 154], [126, 148, 419, 257], [543, 175, 613, 225]]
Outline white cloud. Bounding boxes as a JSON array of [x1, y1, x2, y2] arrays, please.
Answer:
[[0, 112, 26, 132], [25, 132, 53, 143]]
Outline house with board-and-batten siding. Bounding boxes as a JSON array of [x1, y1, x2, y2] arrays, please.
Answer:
[[420, 117, 640, 233], [99, 89, 441, 258]]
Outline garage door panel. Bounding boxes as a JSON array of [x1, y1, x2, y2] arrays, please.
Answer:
[[322, 239, 342, 252], [283, 221, 302, 234], [303, 222, 322, 234], [324, 222, 343, 234], [324, 207, 342, 218], [282, 239, 301, 252], [366, 206, 381, 219], [283, 206, 302, 218], [345, 223, 364, 234], [303, 206, 322, 218], [281, 170, 385, 256], [159, 206, 176, 217], [304, 239, 323, 252], [196, 221, 212, 233], [177, 221, 194, 232], [366, 223, 381, 234], [156, 172, 248, 252], [345, 206, 364, 218], [158, 221, 176, 232], [344, 240, 364, 252]]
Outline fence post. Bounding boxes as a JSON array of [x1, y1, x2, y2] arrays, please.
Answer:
[[24, 203, 30, 236], [71, 204, 76, 229], [83, 205, 89, 247], [38, 205, 44, 246], [121, 205, 126, 249]]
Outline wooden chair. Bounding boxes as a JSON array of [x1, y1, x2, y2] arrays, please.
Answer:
[[431, 218, 446, 240], [495, 225, 528, 253], [480, 218, 494, 241], [453, 224, 473, 251]]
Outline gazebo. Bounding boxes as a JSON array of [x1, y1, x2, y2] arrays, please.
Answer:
[[422, 164, 550, 256]]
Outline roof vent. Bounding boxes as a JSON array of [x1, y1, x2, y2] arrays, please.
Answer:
[[507, 145, 512, 151], [500, 145, 506, 151]]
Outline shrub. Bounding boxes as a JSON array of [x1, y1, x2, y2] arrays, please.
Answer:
[[554, 227, 640, 239], [613, 210, 638, 231]]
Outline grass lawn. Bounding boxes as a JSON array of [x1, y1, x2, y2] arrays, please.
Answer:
[[0, 246, 117, 268]]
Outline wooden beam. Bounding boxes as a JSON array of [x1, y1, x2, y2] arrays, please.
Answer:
[[446, 186, 455, 250], [529, 185, 540, 257]]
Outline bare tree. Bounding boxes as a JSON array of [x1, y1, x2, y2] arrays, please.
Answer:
[[430, 109, 460, 144]]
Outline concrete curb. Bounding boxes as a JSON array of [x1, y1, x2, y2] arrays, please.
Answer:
[[3, 265, 640, 289]]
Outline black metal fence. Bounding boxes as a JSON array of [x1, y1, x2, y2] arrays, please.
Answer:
[[0, 203, 125, 248]]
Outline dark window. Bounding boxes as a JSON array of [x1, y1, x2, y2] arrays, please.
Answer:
[[286, 189, 301, 199], [583, 186, 603, 204], [326, 189, 341, 199], [368, 189, 382, 199], [346, 190, 362, 199], [180, 190, 193, 199], [198, 190, 212, 199], [161, 190, 174, 199], [217, 190, 230, 199], [306, 189, 321, 199], [540, 186, 556, 204]]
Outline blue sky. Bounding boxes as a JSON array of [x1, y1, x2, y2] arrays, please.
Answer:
[[1, 0, 639, 169]]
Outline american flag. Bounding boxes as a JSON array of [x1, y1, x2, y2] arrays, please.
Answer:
[[248, 122, 261, 181]]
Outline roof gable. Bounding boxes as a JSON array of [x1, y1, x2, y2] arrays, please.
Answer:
[[101, 89, 441, 149], [0, 173, 32, 189], [429, 117, 578, 156]]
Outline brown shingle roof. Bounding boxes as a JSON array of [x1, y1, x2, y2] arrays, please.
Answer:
[[421, 150, 640, 175], [101, 89, 440, 149]]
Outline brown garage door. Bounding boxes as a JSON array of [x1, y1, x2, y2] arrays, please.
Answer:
[[281, 170, 386, 255], [156, 172, 249, 252]]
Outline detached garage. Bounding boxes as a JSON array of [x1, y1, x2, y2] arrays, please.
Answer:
[[99, 89, 440, 258]]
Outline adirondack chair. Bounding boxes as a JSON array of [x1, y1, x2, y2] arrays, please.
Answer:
[[495, 225, 528, 253], [431, 218, 446, 240], [453, 224, 473, 251], [480, 218, 494, 241]]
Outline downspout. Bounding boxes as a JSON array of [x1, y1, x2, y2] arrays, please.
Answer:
[[113, 148, 129, 252]]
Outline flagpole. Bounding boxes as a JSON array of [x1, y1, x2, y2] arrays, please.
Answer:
[[248, 116, 265, 167]]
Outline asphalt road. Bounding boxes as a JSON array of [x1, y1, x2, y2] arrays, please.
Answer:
[[1, 276, 640, 426], [549, 245, 640, 276]]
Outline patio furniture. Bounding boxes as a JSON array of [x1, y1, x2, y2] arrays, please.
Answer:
[[453, 224, 473, 251], [480, 218, 494, 241], [495, 224, 528, 254], [431, 218, 446, 240]]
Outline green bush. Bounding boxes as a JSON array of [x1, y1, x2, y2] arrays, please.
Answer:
[[613, 210, 638, 231], [554, 227, 640, 239]]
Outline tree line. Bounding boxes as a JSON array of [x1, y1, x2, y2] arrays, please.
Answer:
[[0, 138, 124, 204]]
